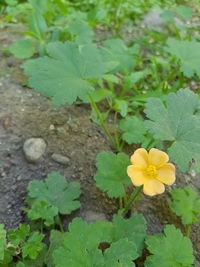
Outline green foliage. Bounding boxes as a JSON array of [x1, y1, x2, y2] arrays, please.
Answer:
[[8, 224, 45, 260], [145, 225, 194, 267], [82, 89, 113, 103], [68, 19, 94, 44], [9, 38, 35, 59], [166, 39, 200, 77], [94, 152, 131, 198], [53, 216, 141, 267], [0, 224, 6, 261], [102, 238, 138, 267], [26, 201, 58, 227], [45, 230, 64, 267], [119, 116, 147, 144], [176, 5, 193, 20], [145, 89, 200, 172], [8, 224, 30, 245], [100, 39, 139, 73], [21, 231, 45, 259], [112, 212, 147, 255], [113, 99, 128, 117], [24, 41, 106, 105], [170, 186, 200, 225], [53, 218, 113, 267], [26, 172, 81, 226]]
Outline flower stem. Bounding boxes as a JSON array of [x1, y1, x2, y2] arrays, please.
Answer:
[[58, 215, 64, 233], [186, 224, 191, 237], [123, 186, 143, 215], [119, 197, 123, 209], [88, 94, 116, 148]]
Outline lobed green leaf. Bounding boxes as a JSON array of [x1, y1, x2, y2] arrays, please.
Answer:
[[170, 186, 200, 225], [94, 152, 131, 198], [145, 225, 194, 267]]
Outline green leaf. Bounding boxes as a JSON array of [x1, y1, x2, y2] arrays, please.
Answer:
[[113, 99, 128, 117], [103, 238, 138, 267], [45, 230, 64, 267], [24, 41, 106, 105], [16, 246, 47, 267], [145, 225, 194, 267], [166, 38, 200, 77], [112, 212, 147, 255], [53, 218, 113, 267], [94, 152, 131, 198], [82, 89, 113, 103], [22, 232, 44, 260], [8, 224, 30, 245], [100, 39, 139, 73], [9, 38, 35, 59], [170, 186, 200, 225], [0, 224, 6, 261], [26, 201, 58, 226], [128, 70, 148, 83], [28, 11, 47, 39], [120, 116, 147, 144], [144, 89, 200, 172], [27, 172, 81, 219], [68, 19, 94, 44], [176, 5, 192, 20]]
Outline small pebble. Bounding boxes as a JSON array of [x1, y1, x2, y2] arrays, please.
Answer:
[[83, 210, 107, 223], [23, 138, 47, 163], [51, 153, 70, 165]]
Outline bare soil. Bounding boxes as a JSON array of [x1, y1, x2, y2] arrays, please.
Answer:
[[0, 29, 199, 265]]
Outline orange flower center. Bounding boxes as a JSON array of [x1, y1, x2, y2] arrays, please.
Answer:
[[145, 165, 157, 179]]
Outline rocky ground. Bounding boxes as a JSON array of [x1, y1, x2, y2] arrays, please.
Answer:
[[0, 29, 200, 264]]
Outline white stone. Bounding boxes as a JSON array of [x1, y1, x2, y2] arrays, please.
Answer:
[[23, 138, 47, 163]]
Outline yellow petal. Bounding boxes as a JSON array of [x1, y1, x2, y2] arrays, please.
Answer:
[[157, 163, 176, 185], [143, 179, 165, 196], [130, 148, 148, 167], [149, 148, 169, 168], [127, 165, 147, 186]]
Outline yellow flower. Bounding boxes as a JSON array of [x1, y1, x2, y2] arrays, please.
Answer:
[[127, 148, 176, 196]]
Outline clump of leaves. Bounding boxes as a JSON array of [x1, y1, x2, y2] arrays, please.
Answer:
[[25, 172, 81, 226], [53, 212, 147, 266], [9, 38, 36, 59], [0, 224, 45, 265], [100, 39, 139, 73], [24, 41, 106, 105], [94, 152, 131, 198], [145, 225, 194, 267], [170, 186, 200, 225], [166, 38, 200, 78], [119, 116, 147, 145], [0, 224, 6, 261], [145, 89, 200, 172]]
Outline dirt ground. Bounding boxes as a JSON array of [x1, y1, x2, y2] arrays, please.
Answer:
[[0, 29, 200, 265]]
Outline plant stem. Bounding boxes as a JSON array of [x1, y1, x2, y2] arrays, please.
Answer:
[[123, 191, 127, 206], [113, 111, 121, 151], [123, 186, 143, 215], [88, 94, 116, 148], [186, 224, 191, 237], [58, 215, 64, 233], [164, 141, 174, 152], [119, 197, 123, 209]]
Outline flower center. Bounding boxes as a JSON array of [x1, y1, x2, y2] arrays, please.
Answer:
[[146, 165, 157, 179]]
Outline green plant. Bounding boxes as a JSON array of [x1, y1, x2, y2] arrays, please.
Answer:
[[25, 172, 81, 229], [170, 186, 200, 236]]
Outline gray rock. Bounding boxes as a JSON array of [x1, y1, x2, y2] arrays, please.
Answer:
[[23, 138, 46, 163], [83, 210, 107, 223], [51, 153, 70, 165], [142, 9, 165, 31], [142, 9, 183, 32]]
